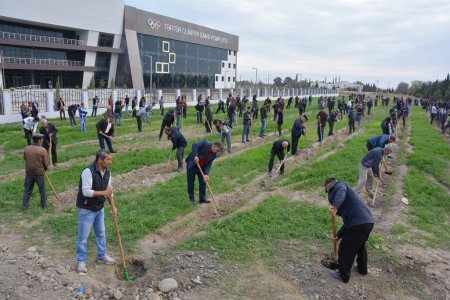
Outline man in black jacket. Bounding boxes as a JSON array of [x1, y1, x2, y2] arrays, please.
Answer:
[[328, 109, 338, 136], [76, 150, 116, 275], [165, 127, 188, 172], [268, 140, 290, 176], [39, 119, 58, 166], [96, 117, 116, 153], [159, 109, 176, 140], [185, 140, 223, 204], [291, 115, 308, 155], [325, 178, 374, 283]]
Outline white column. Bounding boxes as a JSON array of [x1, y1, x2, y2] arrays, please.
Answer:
[[230, 88, 234, 96], [239, 88, 243, 99], [206, 89, 211, 98], [175, 89, 181, 99], [82, 90, 88, 104], [257, 88, 260, 98], [156, 90, 162, 102], [2, 90, 11, 116], [112, 90, 118, 102], [136, 90, 142, 101], [218, 89, 223, 100], [191, 89, 197, 102], [46, 91, 54, 112], [248, 88, 252, 98]]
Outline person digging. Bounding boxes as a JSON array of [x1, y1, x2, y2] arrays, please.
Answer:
[[325, 177, 374, 283]]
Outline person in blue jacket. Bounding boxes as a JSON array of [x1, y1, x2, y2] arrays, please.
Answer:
[[325, 178, 374, 283], [185, 139, 223, 204], [366, 134, 396, 151]]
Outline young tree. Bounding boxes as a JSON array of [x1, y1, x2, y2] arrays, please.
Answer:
[[88, 75, 95, 90], [396, 82, 409, 94]]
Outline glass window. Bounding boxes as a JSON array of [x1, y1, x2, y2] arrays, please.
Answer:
[[98, 33, 114, 47], [216, 76, 218, 81], [169, 53, 176, 64], [222, 76, 224, 82], [228, 63, 231, 68], [163, 63, 169, 73], [233, 77, 236, 82], [162, 41, 170, 52], [156, 62, 163, 73], [222, 62, 224, 67], [228, 77, 230, 82], [233, 64, 236, 69]]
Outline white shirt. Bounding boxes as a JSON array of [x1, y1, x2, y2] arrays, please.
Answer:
[[347, 100, 352, 107], [81, 168, 112, 198], [105, 122, 112, 134], [431, 106, 437, 114], [23, 117, 37, 131]]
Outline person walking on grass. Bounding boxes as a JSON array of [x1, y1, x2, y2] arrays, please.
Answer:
[[78, 103, 88, 132], [114, 99, 123, 126], [205, 106, 213, 133], [92, 96, 99, 117], [348, 107, 356, 134], [355, 144, 393, 198], [259, 103, 269, 137], [76, 150, 116, 275], [185, 140, 223, 204], [328, 109, 338, 136], [316, 107, 327, 142], [291, 115, 308, 156], [96, 116, 116, 153], [325, 178, 374, 283], [22, 134, 50, 210], [165, 126, 187, 172], [214, 119, 232, 154], [159, 109, 176, 140], [136, 107, 149, 132], [242, 106, 252, 143], [268, 140, 290, 177], [277, 107, 284, 136], [39, 119, 58, 166]]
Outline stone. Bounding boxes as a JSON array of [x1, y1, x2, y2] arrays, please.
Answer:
[[157, 278, 178, 293], [25, 270, 33, 275], [41, 260, 55, 269], [191, 276, 202, 285], [1, 246, 8, 252], [67, 287, 74, 292], [113, 289, 123, 299], [146, 293, 161, 300], [56, 265, 68, 275], [25, 252, 36, 259], [27, 246, 37, 252]]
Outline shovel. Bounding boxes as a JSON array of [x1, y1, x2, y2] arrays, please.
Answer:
[[196, 162, 220, 213], [109, 196, 135, 281], [100, 132, 132, 151]]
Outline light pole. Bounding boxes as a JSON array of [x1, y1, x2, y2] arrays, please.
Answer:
[[144, 54, 153, 100], [251, 67, 258, 86], [267, 74, 272, 86]]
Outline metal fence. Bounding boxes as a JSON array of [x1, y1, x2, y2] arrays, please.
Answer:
[[4, 57, 84, 66], [1, 31, 84, 45], [10, 90, 47, 113], [58, 89, 83, 106]]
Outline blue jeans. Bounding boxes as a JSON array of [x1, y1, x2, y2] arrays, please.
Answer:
[[114, 112, 123, 126], [221, 132, 232, 153], [356, 115, 362, 126], [80, 117, 86, 131], [187, 167, 206, 201], [145, 112, 150, 124], [317, 125, 325, 141], [259, 118, 267, 136], [125, 105, 129, 115], [242, 124, 250, 142], [98, 135, 114, 152], [176, 114, 181, 126], [76, 208, 107, 262]]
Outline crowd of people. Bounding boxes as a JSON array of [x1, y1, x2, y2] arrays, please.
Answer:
[[18, 91, 446, 283]]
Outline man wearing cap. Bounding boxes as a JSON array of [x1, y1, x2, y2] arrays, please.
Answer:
[[355, 144, 393, 197], [366, 134, 396, 151], [23, 116, 40, 145], [22, 134, 50, 210], [268, 140, 290, 176], [39, 119, 58, 166], [185, 139, 223, 204], [325, 178, 374, 283]]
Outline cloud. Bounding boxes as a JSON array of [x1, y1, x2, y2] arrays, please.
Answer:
[[126, 0, 450, 87]]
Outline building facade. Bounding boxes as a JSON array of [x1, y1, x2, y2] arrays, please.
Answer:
[[0, 1, 238, 90]]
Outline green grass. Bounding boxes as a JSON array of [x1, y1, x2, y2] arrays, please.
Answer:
[[391, 224, 408, 234], [408, 108, 450, 188]]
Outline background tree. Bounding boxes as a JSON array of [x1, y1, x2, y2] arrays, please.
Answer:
[[88, 75, 95, 90], [396, 82, 409, 94], [273, 77, 283, 87]]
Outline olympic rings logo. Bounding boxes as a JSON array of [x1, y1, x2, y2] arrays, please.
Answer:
[[148, 19, 161, 30]]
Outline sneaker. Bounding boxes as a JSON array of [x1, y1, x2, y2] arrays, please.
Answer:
[[199, 199, 211, 204], [97, 254, 115, 265], [329, 270, 343, 282], [176, 168, 183, 172], [77, 261, 87, 275]]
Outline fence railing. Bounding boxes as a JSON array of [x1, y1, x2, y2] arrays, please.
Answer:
[[0, 31, 84, 45], [4, 57, 84, 66], [10, 90, 48, 113]]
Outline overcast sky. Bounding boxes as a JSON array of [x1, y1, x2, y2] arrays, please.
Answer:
[[125, 0, 450, 88]]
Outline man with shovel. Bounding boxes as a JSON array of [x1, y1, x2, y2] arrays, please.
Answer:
[[76, 150, 116, 275], [185, 140, 223, 204], [268, 140, 290, 177], [165, 127, 187, 172], [96, 116, 116, 153], [39, 119, 58, 166], [325, 178, 374, 283]]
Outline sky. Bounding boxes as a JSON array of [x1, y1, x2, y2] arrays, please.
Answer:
[[125, 0, 450, 89]]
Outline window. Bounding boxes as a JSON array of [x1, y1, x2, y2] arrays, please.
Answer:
[[222, 62, 224, 67], [169, 53, 176, 64], [234, 51, 237, 56], [228, 63, 231, 68], [162, 41, 170, 52], [228, 77, 230, 82], [163, 63, 169, 73], [233, 64, 236, 69], [98, 33, 114, 47], [156, 62, 163, 73], [222, 76, 224, 82], [229, 50, 231, 55], [216, 76, 218, 81], [233, 77, 236, 82]]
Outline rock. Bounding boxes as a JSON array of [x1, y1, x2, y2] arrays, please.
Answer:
[[27, 246, 37, 252], [405, 254, 414, 260], [41, 260, 55, 269], [158, 278, 178, 293], [144, 288, 154, 295], [25, 252, 36, 259], [67, 287, 74, 292], [25, 270, 33, 275], [113, 289, 123, 299], [56, 265, 68, 275], [0, 224, 5, 234], [191, 276, 202, 285], [146, 293, 161, 300], [1, 246, 8, 252]]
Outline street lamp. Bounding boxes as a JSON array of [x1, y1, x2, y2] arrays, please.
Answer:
[[144, 54, 153, 100], [267, 74, 272, 86], [251, 67, 258, 86]]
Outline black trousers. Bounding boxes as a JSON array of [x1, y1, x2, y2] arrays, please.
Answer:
[[136, 115, 142, 132], [22, 176, 47, 209], [268, 150, 284, 174], [176, 146, 185, 169], [338, 223, 374, 282], [24, 128, 33, 145], [291, 133, 300, 155], [159, 121, 171, 140], [43, 143, 57, 165]]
